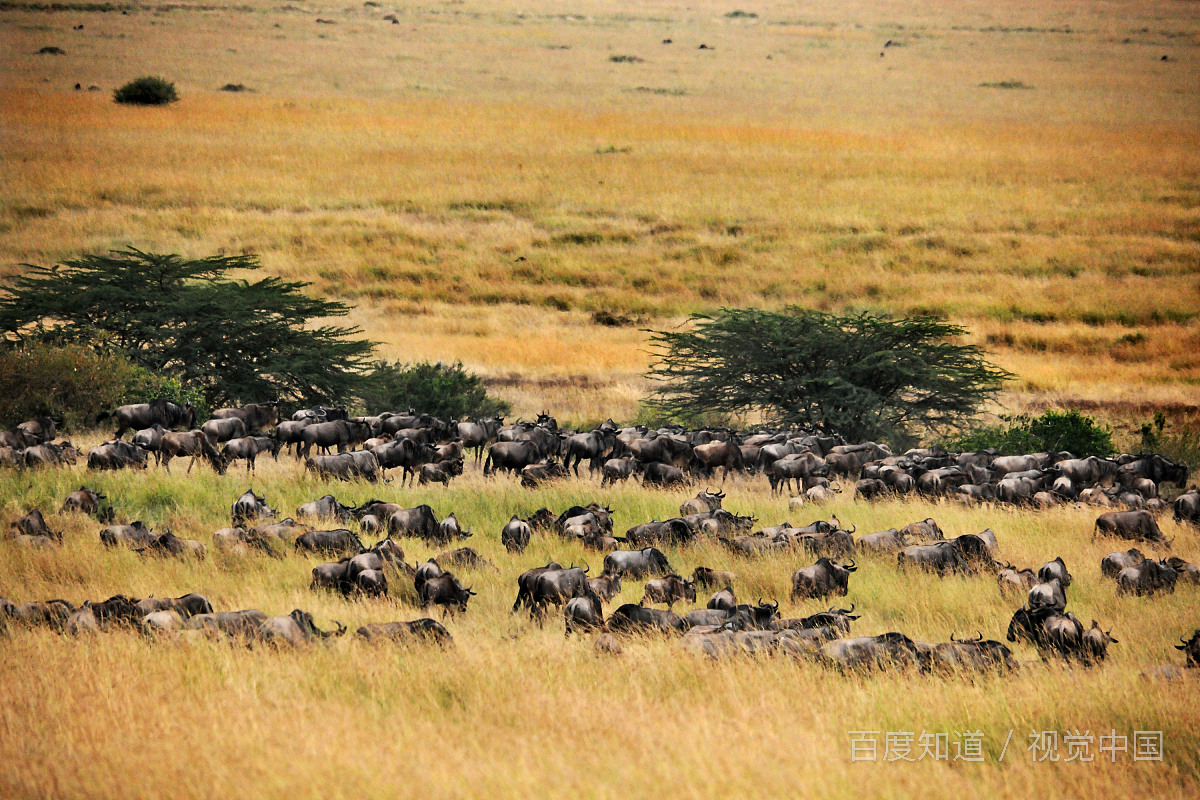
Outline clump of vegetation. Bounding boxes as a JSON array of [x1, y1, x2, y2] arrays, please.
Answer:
[[219, 83, 249, 92], [633, 86, 686, 96], [725, 10, 758, 18], [980, 80, 1033, 89], [1139, 411, 1200, 468], [592, 310, 635, 327], [359, 361, 510, 420], [950, 408, 1115, 457], [36, 46, 65, 55], [113, 76, 179, 106], [0, 342, 201, 431], [646, 308, 1010, 444], [609, 55, 644, 63]]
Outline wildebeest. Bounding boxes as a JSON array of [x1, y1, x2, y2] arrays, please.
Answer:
[[520, 459, 569, 488], [98, 400, 196, 440], [692, 441, 745, 483], [202, 416, 247, 445], [640, 574, 696, 610], [639, 461, 689, 488], [1027, 578, 1067, 611], [564, 592, 605, 636], [511, 562, 564, 613], [900, 518, 944, 542], [297, 495, 355, 523], [1166, 556, 1200, 584], [680, 490, 725, 517], [607, 603, 687, 635], [501, 514, 532, 553], [232, 489, 274, 526], [996, 563, 1038, 596], [1095, 510, 1169, 546], [691, 566, 736, 589], [136, 593, 213, 618], [257, 609, 346, 647], [418, 571, 475, 617], [929, 633, 1020, 675], [100, 521, 154, 548], [791, 558, 856, 600], [211, 401, 280, 433], [601, 457, 636, 486], [856, 528, 907, 554], [817, 632, 929, 673], [438, 513, 471, 543], [295, 529, 363, 556], [603, 547, 672, 578], [1117, 559, 1177, 596], [222, 436, 281, 473], [897, 542, 970, 576], [484, 440, 544, 476], [587, 572, 623, 602], [1174, 489, 1200, 526], [419, 459, 462, 487], [139, 530, 206, 559], [185, 610, 269, 643], [1081, 620, 1119, 664], [160, 431, 228, 474], [388, 505, 440, 542], [3, 599, 74, 630], [60, 486, 106, 515], [434, 547, 488, 569], [625, 518, 694, 548], [356, 618, 453, 645], [529, 566, 592, 622], [86, 440, 147, 471], [1037, 557, 1072, 587], [130, 424, 168, 465], [1101, 548, 1145, 578], [299, 419, 372, 458], [305, 451, 382, 482], [1175, 630, 1200, 666], [774, 604, 859, 635]]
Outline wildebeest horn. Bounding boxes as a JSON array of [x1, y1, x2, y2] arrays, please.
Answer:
[[951, 631, 960, 643], [844, 559, 857, 571], [974, 630, 983, 642], [333, 621, 347, 636], [847, 524, 856, 534], [582, 562, 591, 574], [468, 586, 477, 595]]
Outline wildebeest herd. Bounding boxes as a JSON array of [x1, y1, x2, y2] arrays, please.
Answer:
[[2, 401, 1199, 675]]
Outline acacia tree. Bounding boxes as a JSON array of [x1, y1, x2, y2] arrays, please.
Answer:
[[0, 248, 376, 408], [646, 308, 1010, 444]]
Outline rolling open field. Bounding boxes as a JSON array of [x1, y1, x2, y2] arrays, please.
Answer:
[[2, 1, 1200, 798]]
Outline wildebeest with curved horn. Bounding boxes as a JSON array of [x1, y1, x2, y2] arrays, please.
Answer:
[[98, 400, 196, 440], [791, 558, 856, 600]]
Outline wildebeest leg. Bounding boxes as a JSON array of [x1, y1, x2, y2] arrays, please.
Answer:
[[187, 455, 196, 474]]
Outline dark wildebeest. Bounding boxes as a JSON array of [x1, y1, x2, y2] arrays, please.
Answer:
[[692, 566, 737, 589], [1101, 548, 1145, 578], [15, 416, 56, 444], [564, 592, 604, 636], [501, 514, 532, 553], [275, 418, 317, 456], [707, 586, 737, 612], [185, 610, 269, 643], [484, 440, 544, 476], [1174, 489, 1200, 526], [202, 417, 247, 445], [299, 419, 372, 458], [160, 431, 228, 474], [305, 451, 382, 482], [419, 571, 476, 617], [1037, 556, 1072, 587], [511, 561, 563, 613], [774, 604, 859, 635], [374, 438, 438, 486], [856, 528, 907, 554], [135, 593, 213, 618], [791, 558, 857, 600], [61, 487, 105, 515], [356, 619, 453, 645], [434, 547, 488, 569], [210, 401, 280, 433], [996, 563, 1038, 596], [680, 490, 725, 517], [419, 459, 462, 487], [86, 440, 147, 471], [232, 489, 274, 526], [817, 633, 930, 673], [640, 461, 689, 489], [297, 495, 355, 523], [601, 457, 635, 487], [692, 441, 744, 483], [897, 542, 970, 576], [1080, 620, 1119, 665], [562, 428, 616, 477], [608, 603, 687, 635], [1095, 510, 1169, 546], [929, 633, 1020, 675], [520, 459, 569, 488], [1117, 559, 1177, 596], [625, 518, 694, 548], [900, 518, 944, 542], [139, 530, 206, 559], [458, 416, 504, 466], [1175, 629, 1200, 666], [295, 529, 363, 556], [603, 547, 672, 579], [640, 574, 696, 610], [413, 560, 443, 595], [131, 424, 167, 465], [257, 609, 346, 647], [222, 436, 281, 474], [388, 505, 440, 542], [98, 400, 196, 440], [530, 566, 592, 622], [1027, 578, 1067, 611], [587, 572, 622, 602], [100, 521, 154, 548]]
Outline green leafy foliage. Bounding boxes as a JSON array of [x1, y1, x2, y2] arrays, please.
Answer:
[[0, 248, 376, 408], [113, 76, 179, 106], [950, 408, 1116, 457], [359, 361, 510, 421], [0, 342, 203, 431], [646, 308, 1010, 444], [1139, 411, 1200, 469]]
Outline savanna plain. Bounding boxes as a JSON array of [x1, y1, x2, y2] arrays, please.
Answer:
[[1, 0, 1199, 798]]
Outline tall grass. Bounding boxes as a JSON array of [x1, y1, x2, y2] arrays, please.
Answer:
[[1, 446, 1198, 798]]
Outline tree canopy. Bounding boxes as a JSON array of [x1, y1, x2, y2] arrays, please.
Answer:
[[359, 361, 511, 421], [646, 307, 1010, 444], [0, 248, 376, 408]]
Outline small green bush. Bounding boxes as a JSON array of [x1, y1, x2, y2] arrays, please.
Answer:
[[949, 408, 1115, 457], [359, 361, 510, 421], [0, 342, 204, 431], [113, 76, 179, 106]]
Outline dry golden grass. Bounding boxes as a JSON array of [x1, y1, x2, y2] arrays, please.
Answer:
[[1, 454, 1199, 799], [1, 0, 1199, 418]]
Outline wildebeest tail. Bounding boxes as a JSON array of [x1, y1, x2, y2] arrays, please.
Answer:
[[95, 410, 113, 424]]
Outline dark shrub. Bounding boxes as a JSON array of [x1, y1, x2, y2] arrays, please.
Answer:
[[113, 76, 179, 106]]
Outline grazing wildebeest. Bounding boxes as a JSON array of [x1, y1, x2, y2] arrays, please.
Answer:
[[1101, 548, 1145, 578], [639, 461, 689, 489], [136, 593, 213, 619], [996, 563, 1038, 596], [1095, 510, 1169, 546], [210, 401, 280, 433], [297, 494, 355, 523], [100, 521, 154, 548], [161, 431, 228, 475], [419, 459, 462, 487], [791, 558, 856, 600], [520, 459, 569, 488], [1038, 556, 1072, 587], [232, 489, 274, 526], [1081, 621, 1119, 665], [856, 528, 907, 554], [640, 574, 696, 610], [817, 632, 930, 673], [564, 592, 605, 636], [98, 400, 196, 440], [603, 547, 672, 578], [1027, 578, 1067, 611], [625, 518, 694, 548], [257, 609, 346, 647], [601, 457, 636, 487], [501, 514, 532, 553], [139, 530, 206, 559], [680, 490, 725, 517], [60, 486, 105, 515], [356, 618, 453, 645], [707, 586, 737, 612], [419, 571, 475, 617], [897, 542, 970, 576], [691, 566, 737, 589], [1174, 489, 1200, 526], [389, 505, 440, 542], [434, 547, 488, 569], [86, 440, 147, 471], [608, 603, 687, 635], [900, 518, 944, 542], [1117, 559, 1177, 596], [222, 436, 281, 473], [774, 604, 859, 635], [295, 529, 363, 556], [587, 572, 622, 603], [185, 610, 269, 643], [15, 416, 56, 444], [929, 633, 1020, 675]]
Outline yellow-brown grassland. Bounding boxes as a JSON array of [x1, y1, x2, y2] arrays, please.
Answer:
[[1, 1, 1198, 798]]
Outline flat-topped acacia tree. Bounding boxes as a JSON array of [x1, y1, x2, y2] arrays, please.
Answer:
[[645, 307, 1010, 445], [0, 248, 376, 408]]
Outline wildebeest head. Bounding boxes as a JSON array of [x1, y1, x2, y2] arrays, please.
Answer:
[[288, 609, 346, 639], [1175, 629, 1200, 666]]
